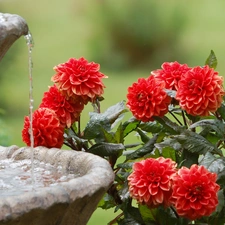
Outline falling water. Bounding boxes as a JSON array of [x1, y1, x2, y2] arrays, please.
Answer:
[[24, 31, 35, 187]]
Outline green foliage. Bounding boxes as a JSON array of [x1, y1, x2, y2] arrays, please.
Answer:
[[205, 50, 218, 69], [65, 97, 225, 224], [52, 51, 225, 224]]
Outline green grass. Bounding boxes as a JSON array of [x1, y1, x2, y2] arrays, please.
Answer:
[[1, 0, 225, 224]]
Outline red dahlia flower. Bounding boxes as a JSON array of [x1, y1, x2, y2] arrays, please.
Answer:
[[176, 65, 224, 116], [51, 57, 107, 102], [152, 61, 191, 90], [40, 85, 84, 127], [22, 108, 65, 148], [126, 76, 171, 122], [171, 165, 220, 220], [128, 157, 177, 208]]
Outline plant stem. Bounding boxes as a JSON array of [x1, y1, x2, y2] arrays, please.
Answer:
[[77, 116, 81, 136], [108, 212, 124, 225], [170, 206, 179, 218], [181, 110, 188, 127], [169, 111, 183, 126]]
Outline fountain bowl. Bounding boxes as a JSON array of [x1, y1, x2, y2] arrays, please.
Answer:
[[0, 146, 114, 225]]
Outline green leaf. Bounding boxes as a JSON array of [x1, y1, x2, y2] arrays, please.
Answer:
[[139, 205, 157, 223], [173, 129, 220, 155], [155, 138, 182, 152], [180, 149, 199, 168], [154, 116, 183, 135], [101, 128, 117, 143], [83, 113, 111, 140], [139, 120, 163, 133], [161, 147, 176, 161], [122, 117, 140, 137], [98, 193, 115, 209], [189, 119, 225, 139], [118, 181, 130, 202], [205, 50, 217, 69], [124, 201, 145, 224], [117, 161, 134, 169], [126, 134, 158, 160], [103, 100, 128, 125], [155, 207, 183, 225], [208, 204, 225, 225], [199, 152, 225, 188], [199, 151, 225, 173], [114, 123, 125, 143], [136, 128, 150, 143], [217, 102, 225, 120], [88, 142, 125, 157], [216, 190, 224, 214], [83, 101, 128, 140]]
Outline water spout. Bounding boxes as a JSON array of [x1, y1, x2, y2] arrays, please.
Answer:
[[0, 13, 28, 62]]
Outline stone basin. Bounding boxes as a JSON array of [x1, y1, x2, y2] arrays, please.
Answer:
[[0, 12, 114, 225], [0, 146, 114, 225]]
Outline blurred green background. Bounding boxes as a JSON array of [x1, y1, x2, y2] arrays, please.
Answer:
[[1, 0, 225, 224]]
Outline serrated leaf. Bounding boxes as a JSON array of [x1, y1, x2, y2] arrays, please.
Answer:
[[101, 128, 117, 143], [154, 116, 183, 134], [161, 147, 176, 161], [199, 152, 225, 188], [189, 119, 224, 138], [98, 193, 115, 209], [155, 207, 181, 225], [139, 120, 163, 133], [173, 129, 221, 155], [114, 123, 125, 143], [199, 151, 225, 173], [139, 205, 157, 223], [215, 190, 224, 214], [136, 128, 150, 143], [125, 201, 145, 224], [122, 117, 140, 137], [83, 101, 128, 140], [126, 134, 158, 160], [103, 100, 128, 126], [205, 50, 217, 69], [83, 113, 111, 140], [117, 161, 134, 169], [155, 138, 182, 152], [208, 204, 225, 225], [88, 142, 125, 157], [217, 102, 225, 120], [180, 149, 199, 168], [118, 182, 130, 202]]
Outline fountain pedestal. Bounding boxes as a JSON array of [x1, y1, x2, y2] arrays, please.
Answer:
[[0, 12, 114, 225], [0, 146, 114, 225]]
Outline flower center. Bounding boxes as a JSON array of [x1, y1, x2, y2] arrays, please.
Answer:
[[187, 184, 203, 201], [147, 172, 161, 183], [188, 79, 195, 89]]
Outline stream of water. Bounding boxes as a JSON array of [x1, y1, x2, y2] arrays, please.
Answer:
[[24, 31, 35, 187]]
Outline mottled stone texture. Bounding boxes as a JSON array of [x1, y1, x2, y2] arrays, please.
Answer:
[[0, 13, 28, 62], [0, 146, 114, 225]]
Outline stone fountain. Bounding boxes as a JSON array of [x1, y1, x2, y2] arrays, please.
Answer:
[[0, 13, 114, 225]]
